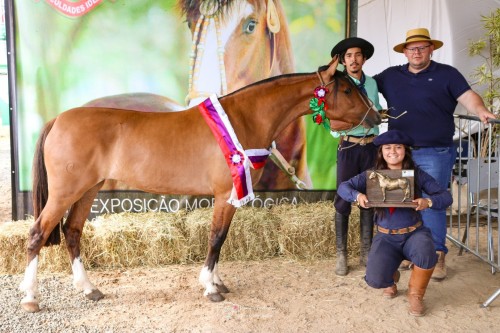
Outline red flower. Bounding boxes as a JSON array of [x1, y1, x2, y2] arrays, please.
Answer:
[[314, 114, 323, 124], [314, 86, 329, 98]]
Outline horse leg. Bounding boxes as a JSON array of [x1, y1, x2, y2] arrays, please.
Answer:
[[199, 198, 236, 302], [19, 200, 72, 313], [405, 183, 411, 202], [382, 187, 387, 202], [63, 184, 104, 302]]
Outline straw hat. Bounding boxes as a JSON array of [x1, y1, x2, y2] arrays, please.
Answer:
[[393, 28, 443, 53]]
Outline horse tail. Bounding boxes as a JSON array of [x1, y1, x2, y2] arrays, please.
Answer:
[[32, 119, 61, 246]]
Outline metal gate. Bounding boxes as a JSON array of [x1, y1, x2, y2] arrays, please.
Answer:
[[448, 114, 500, 307]]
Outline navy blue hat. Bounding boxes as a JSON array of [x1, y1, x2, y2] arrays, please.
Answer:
[[373, 130, 414, 146], [331, 37, 374, 59]]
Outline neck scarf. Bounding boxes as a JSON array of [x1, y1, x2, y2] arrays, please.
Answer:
[[357, 72, 367, 96]]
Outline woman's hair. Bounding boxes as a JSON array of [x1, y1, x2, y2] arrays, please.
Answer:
[[374, 145, 415, 170]]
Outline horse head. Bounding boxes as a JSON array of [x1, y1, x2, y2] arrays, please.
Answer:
[[181, 0, 294, 106], [368, 171, 377, 180], [319, 58, 381, 130]]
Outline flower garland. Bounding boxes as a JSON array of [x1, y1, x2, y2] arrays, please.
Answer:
[[310, 86, 331, 130]]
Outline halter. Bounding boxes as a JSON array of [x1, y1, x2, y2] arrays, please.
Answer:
[[187, 13, 228, 105], [314, 71, 375, 149], [187, 6, 277, 106]]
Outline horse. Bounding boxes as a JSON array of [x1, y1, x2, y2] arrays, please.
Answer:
[[368, 171, 411, 202], [86, 0, 308, 191], [19, 59, 381, 313]]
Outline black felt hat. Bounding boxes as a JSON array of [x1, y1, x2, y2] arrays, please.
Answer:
[[330, 37, 374, 59], [373, 130, 414, 147]]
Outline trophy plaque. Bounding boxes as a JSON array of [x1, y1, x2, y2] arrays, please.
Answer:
[[365, 169, 418, 208]]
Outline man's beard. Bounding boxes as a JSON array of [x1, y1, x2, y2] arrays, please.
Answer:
[[348, 63, 361, 74]]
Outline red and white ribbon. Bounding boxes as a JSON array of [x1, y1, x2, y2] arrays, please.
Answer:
[[199, 95, 270, 207]]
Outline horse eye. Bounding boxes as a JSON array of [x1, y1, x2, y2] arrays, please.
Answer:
[[344, 88, 352, 94], [243, 19, 257, 34]]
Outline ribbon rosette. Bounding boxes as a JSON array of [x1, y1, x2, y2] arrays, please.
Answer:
[[230, 151, 244, 165], [310, 86, 331, 130]]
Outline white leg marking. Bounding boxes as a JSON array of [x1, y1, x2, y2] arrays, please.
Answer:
[[72, 257, 98, 295], [213, 263, 223, 285], [19, 256, 39, 304], [199, 265, 218, 296]]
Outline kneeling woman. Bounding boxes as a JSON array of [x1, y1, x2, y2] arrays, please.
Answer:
[[337, 130, 452, 316]]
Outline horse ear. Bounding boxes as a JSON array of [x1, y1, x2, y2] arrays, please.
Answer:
[[267, 0, 281, 33], [326, 55, 339, 78]]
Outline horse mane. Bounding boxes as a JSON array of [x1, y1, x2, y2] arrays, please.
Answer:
[[178, 0, 236, 21], [223, 72, 312, 98], [223, 68, 344, 100]]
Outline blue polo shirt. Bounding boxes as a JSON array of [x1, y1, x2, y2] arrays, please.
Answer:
[[374, 61, 470, 147]]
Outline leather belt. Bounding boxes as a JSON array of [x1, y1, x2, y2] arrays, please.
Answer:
[[342, 135, 376, 145], [377, 221, 422, 235]]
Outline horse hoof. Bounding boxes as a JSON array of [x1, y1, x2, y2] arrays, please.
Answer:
[[216, 283, 230, 294], [207, 292, 225, 302], [21, 302, 40, 313], [85, 289, 105, 301]]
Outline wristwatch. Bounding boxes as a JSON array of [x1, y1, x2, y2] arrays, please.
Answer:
[[426, 198, 433, 208]]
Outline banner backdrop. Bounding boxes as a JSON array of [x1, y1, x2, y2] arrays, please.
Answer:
[[8, 0, 348, 219]]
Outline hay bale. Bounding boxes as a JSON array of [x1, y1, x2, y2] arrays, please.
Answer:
[[273, 202, 335, 259], [88, 211, 188, 269], [221, 206, 281, 260], [0, 201, 365, 274], [0, 220, 32, 274], [0, 219, 81, 274], [347, 208, 361, 257], [182, 208, 212, 262]]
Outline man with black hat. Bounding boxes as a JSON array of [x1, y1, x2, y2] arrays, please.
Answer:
[[330, 37, 382, 276], [373, 28, 496, 281]]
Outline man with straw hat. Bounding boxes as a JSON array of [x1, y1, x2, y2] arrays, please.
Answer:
[[329, 37, 382, 276], [373, 28, 496, 281]]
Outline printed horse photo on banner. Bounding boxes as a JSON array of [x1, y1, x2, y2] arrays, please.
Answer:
[[86, 0, 309, 191], [19, 57, 381, 312]]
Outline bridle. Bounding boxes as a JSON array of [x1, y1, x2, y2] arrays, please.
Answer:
[[316, 71, 375, 151]]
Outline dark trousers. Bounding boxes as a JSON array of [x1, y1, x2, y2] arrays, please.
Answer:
[[334, 141, 377, 215], [364, 227, 438, 288]]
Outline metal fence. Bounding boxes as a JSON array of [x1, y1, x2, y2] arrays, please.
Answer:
[[448, 114, 500, 307]]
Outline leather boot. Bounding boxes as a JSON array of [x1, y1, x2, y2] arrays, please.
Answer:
[[431, 251, 447, 281], [359, 208, 374, 266], [407, 265, 435, 316], [382, 270, 400, 299], [334, 212, 349, 276]]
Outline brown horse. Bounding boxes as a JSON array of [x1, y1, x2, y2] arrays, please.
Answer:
[[19, 59, 381, 313], [87, 0, 307, 191]]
